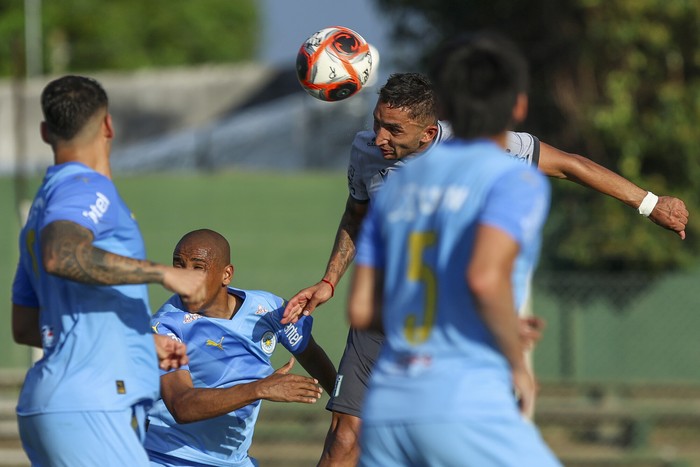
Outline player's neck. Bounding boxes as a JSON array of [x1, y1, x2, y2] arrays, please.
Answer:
[[227, 292, 242, 319], [53, 141, 112, 179]]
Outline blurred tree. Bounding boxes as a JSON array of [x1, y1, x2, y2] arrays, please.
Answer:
[[376, 0, 700, 272], [0, 0, 258, 76]]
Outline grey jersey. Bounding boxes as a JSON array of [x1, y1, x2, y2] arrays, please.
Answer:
[[347, 121, 540, 202]]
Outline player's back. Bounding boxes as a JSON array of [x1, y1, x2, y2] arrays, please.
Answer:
[[13, 162, 158, 415], [363, 138, 550, 424]]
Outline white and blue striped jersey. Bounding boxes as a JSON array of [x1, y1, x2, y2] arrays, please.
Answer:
[[12, 161, 158, 415], [145, 287, 313, 467]]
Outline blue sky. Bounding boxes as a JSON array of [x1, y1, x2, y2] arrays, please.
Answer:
[[258, 0, 391, 67]]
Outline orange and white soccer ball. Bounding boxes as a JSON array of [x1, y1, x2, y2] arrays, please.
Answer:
[[296, 26, 374, 102]]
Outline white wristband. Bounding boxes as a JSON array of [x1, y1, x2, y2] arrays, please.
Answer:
[[637, 191, 658, 217]]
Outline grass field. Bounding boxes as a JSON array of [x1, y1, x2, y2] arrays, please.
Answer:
[[3, 170, 699, 382], [0, 170, 351, 370], [4, 169, 700, 466]]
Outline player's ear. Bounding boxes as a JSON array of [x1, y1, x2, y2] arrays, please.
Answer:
[[421, 124, 439, 144], [222, 264, 234, 286], [511, 93, 528, 126], [103, 113, 114, 140], [40, 121, 52, 144]]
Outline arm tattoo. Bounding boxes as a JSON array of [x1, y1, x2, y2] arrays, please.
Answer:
[[326, 198, 367, 279], [41, 220, 163, 285]]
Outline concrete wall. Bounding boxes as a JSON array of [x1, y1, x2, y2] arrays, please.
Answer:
[[0, 63, 274, 175]]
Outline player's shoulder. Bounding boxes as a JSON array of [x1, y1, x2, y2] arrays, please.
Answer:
[[234, 288, 285, 312], [350, 130, 382, 160], [47, 164, 116, 201], [352, 129, 376, 147], [505, 131, 540, 156], [152, 296, 188, 320]]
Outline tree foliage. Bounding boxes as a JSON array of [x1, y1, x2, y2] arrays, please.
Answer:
[[376, 0, 700, 272], [0, 0, 258, 76]]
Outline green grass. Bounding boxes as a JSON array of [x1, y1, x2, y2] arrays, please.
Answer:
[[1, 170, 351, 369], [3, 170, 699, 384]]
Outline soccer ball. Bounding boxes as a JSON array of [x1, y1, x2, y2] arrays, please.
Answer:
[[296, 26, 374, 102]]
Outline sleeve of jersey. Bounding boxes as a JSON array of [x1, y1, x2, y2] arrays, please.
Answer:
[[151, 313, 189, 374], [42, 173, 118, 238], [479, 167, 551, 247], [506, 132, 541, 168], [347, 136, 369, 202], [354, 202, 385, 269], [11, 262, 39, 308], [273, 301, 314, 355]]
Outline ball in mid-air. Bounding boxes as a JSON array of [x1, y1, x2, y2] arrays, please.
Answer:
[[296, 26, 374, 102]]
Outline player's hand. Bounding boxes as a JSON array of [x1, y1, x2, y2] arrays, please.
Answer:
[[256, 357, 323, 403], [518, 315, 546, 351], [512, 365, 537, 419], [162, 267, 207, 307], [153, 334, 188, 370], [281, 281, 334, 324], [649, 196, 689, 240]]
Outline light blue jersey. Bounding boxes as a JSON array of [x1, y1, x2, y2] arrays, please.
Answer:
[[145, 287, 313, 467], [12, 162, 159, 415], [355, 139, 559, 466]]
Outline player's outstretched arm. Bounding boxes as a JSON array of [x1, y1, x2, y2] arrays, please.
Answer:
[[40, 220, 207, 301], [538, 142, 689, 239], [12, 304, 41, 348], [161, 357, 322, 424], [293, 336, 337, 394], [282, 196, 369, 324]]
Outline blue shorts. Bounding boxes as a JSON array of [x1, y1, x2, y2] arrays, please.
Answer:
[[360, 417, 561, 467], [18, 404, 149, 467]]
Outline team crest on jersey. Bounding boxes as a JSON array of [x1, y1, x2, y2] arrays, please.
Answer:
[[255, 305, 270, 315], [261, 331, 276, 355], [41, 325, 55, 348], [183, 313, 203, 324]]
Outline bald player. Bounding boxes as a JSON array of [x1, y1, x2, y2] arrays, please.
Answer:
[[145, 229, 337, 467]]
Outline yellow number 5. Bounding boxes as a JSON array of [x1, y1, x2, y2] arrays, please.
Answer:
[[404, 231, 437, 344]]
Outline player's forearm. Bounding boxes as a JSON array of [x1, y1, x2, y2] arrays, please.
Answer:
[[323, 206, 364, 285], [540, 145, 647, 209], [295, 339, 337, 394], [12, 304, 42, 348], [41, 220, 167, 286], [169, 385, 260, 424], [323, 230, 356, 285], [564, 155, 646, 208]]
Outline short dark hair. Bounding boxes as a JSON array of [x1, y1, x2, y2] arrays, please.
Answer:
[[429, 31, 528, 139], [40, 75, 109, 141], [378, 72, 438, 124]]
